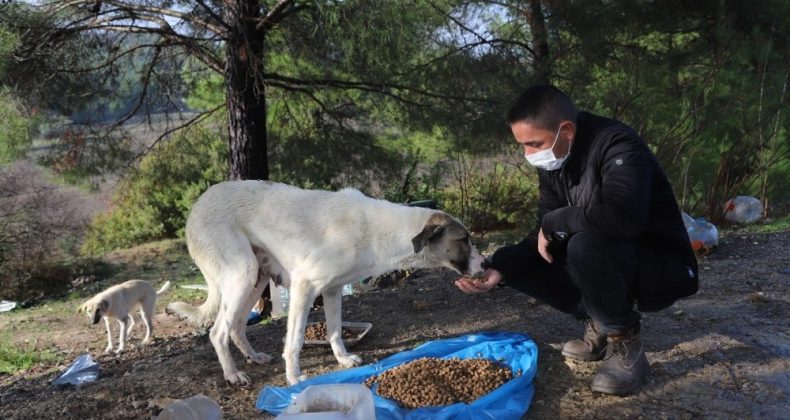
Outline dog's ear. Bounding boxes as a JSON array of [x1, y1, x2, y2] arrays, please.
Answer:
[[412, 220, 447, 253], [91, 300, 108, 325]]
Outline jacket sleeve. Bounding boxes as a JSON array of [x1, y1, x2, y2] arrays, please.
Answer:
[[541, 132, 652, 240], [532, 169, 568, 237]]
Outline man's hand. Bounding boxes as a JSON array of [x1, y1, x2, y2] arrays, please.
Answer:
[[455, 269, 502, 294], [538, 227, 553, 263]]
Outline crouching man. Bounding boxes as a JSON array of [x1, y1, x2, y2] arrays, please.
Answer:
[[456, 85, 699, 396]]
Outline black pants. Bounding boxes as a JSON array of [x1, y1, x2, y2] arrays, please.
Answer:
[[491, 232, 642, 334]]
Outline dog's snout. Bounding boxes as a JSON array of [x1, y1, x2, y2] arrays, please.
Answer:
[[465, 248, 487, 276]]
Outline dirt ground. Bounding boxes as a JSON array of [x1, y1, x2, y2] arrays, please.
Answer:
[[1, 230, 788, 419]]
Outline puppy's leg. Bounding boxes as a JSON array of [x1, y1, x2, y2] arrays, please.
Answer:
[[283, 275, 318, 385], [116, 316, 129, 354], [126, 313, 136, 337], [103, 317, 113, 353], [140, 303, 154, 345], [323, 285, 362, 368], [229, 277, 272, 365]]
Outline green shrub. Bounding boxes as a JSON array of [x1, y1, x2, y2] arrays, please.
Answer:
[[81, 123, 227, 255], [439, 161, 539, 235], [382, 155, 446, 204], [0, 88, 32, 163]]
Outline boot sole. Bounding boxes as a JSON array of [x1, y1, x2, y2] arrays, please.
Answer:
[[561, 349, 606, 362]]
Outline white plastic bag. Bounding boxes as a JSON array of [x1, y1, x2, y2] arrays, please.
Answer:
[[275, 384, 375, 420], [724, 196, 763, 224]]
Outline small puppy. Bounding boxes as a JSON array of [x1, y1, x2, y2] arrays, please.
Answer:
[[81, 279, 171, 354]]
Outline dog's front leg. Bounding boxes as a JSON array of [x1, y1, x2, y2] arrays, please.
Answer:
[[282, 280, 316, 385], [323, 285, 362, 368], [103, 317, 113, 353]]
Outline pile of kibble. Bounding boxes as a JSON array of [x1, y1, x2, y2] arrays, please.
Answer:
[[363, 357, 514, 409], [304, 322, 357, 341]]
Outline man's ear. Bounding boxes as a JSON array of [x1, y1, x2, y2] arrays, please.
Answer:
[[412, 222, 446, 253], [561, 120, 577, 143]]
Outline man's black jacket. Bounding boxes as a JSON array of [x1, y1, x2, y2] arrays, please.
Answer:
[[490, 111, 699, 311]]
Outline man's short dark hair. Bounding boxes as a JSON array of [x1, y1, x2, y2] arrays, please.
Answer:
[[506, 84, 578, 130]]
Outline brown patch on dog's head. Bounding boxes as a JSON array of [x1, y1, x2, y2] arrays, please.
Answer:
[[81, 299, 108, 325], [412, 212, 484, 275]]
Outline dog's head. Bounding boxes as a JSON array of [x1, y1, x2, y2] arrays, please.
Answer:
[[80, 299, 109, 325], [411, 212, 485, 276]]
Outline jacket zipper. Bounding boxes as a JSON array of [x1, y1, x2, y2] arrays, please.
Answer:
[[559, 170, 572, 206]]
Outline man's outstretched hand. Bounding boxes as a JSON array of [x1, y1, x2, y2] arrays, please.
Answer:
[[538, 227, 553, 263], [455, 269, 503, 294]]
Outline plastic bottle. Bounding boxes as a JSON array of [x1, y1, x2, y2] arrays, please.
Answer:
[[342, 283, 354, 296], [269, 279, 289, 318], [156, 394, 222, 420], [724, 196, 763, 224]]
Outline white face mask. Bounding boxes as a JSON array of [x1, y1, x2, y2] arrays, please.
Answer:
[[524, 125, 570, 171]]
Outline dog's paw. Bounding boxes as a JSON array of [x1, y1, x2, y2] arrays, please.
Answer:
[[337, 354, 362, 368], [246, 352, 273, 365], [142, 337, 153, 345], [103, 347, 112, 354], [225, 371, 251, 386], [286, 373, 308, 386]]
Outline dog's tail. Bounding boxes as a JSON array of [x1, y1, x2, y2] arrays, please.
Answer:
[[156, 281, 172, 295], [166, 282, 219, 328]]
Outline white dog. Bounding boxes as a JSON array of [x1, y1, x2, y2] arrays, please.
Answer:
[[81, 279, 171, 354], [167, 180, 485, 385]]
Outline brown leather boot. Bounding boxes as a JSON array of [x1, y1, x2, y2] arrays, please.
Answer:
[[591, 325, 649, 396], [562, 318, 608, 361]]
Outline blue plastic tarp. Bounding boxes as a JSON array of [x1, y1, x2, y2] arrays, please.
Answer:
[[257, 331, 538, 420]]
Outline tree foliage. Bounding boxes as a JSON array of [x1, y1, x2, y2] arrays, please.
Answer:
[[81, 121, 227, 254], [0, 17, 31, 163], [544, 0, 790, 220], [3, 0, 789, 257]]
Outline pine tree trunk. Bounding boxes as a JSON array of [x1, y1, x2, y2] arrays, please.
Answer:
[[525, 0, 551, 84], [224, 0, 268, 180]]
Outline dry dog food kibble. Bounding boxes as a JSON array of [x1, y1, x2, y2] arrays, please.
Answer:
[[467, 275, 487, 283], [304, 323, 357, 341], [363, 357, 514, 409]]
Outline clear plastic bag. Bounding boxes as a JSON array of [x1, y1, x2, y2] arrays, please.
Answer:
[[156, 394, 222, 420], [724, 196, 763, 224], [682, 212, 718, 256], [52, 354, 100, 385]]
